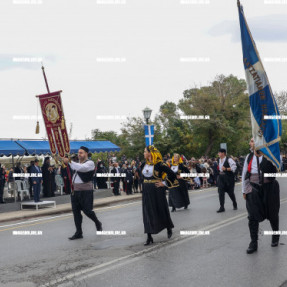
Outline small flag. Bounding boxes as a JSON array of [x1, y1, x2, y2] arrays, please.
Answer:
[[144, 125, 154, 146]]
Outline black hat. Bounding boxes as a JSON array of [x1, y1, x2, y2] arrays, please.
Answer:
[[219, 148, 226, 154], [80, 146, 89, 153], [34, 159, 39, 163]]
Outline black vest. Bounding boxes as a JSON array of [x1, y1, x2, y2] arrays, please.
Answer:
[[245, 153, 276, 183], [218, 157, 234, 177], [76, 160, 95, 183]]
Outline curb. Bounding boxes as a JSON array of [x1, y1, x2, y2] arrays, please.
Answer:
[[0, 193, 142, 223]]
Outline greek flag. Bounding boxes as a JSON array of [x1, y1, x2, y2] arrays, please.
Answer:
[[237, 0, 282, 170], [144, 125, 154, 146]]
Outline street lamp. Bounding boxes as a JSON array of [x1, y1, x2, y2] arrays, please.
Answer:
[[143, 107, 152, 124]]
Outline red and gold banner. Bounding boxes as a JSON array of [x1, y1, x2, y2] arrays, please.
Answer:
[[37, 90, 70, 157]]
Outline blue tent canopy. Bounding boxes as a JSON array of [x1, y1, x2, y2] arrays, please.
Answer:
[[0, 141, 25, 156], [0, 140, 120, 156]]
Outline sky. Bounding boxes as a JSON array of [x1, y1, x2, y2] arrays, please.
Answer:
[[0, 0, 286, 140]]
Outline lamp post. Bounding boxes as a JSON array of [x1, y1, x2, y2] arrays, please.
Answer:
[[142, 107, 152, 124]]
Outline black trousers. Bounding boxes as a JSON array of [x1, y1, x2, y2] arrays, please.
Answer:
[[71, 190, 101, 235], [126, 181, 133, 195], [217, 175, 237, 208], [113, 181, 120, 195], [246, 181, 280, 243]]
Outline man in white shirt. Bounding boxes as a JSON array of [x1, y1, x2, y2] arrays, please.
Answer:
[[242, 138, 280, 254], [216, 148, 237, 213], [64, 146, 102, 240]]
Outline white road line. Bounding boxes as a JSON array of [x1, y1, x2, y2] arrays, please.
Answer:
[[40, 198, 287, 287]]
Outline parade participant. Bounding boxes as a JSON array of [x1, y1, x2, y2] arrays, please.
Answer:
[[242, 138, 280, 254], [30, 159, 43, 203], [217, 148, 237, 213], [141, 145, 178, 245], [63, 146, 102, 240], [168, 153, 190, 212]]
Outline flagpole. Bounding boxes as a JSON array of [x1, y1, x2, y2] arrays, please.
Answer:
[[41, 64, 50, 94]]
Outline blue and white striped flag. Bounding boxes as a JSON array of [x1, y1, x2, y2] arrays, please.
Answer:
[[144, 125, 154, 146], [237, 0, 282, 170]]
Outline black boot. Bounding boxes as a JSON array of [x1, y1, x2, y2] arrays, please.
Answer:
[[95, 220, 103, 231], [246, 241, 257, 254], [246, 220, 258, 254], [69, 232, 83, 240], [270, 219, 280, 247], [90, 212, 103, 231], [217, 207, 225, 213], [167, 228, 173, 239], [171, 207, 176, 212], [144, 233, 154, 246]]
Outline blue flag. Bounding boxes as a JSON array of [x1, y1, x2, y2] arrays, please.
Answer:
[[237, 0, 282, 170], [144, 125, 154, 146]]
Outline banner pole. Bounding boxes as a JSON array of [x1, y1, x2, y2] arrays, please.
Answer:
[[41, 64, 50, 94]]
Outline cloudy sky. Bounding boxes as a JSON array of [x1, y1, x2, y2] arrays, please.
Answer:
[[0, 0, 286, 140]]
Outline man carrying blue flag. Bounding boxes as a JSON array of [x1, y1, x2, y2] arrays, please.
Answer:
[[237, 0, 282, 254], [242, 138, 280, 254]]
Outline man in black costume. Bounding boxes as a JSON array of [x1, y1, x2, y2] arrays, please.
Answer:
[[63, 146, 102, 240], [242, 138, 280, 254], [216, 148, 238, 213]]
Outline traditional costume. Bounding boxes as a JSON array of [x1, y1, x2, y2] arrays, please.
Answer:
[[217, 149, 237, 212], [141, 145, 178, 245], [242, 152, 280, 253], [168, 156, 190, 212]]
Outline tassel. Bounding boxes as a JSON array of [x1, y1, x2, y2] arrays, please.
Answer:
[[61, 116, 65, 130], [35, 121, 40, 134]]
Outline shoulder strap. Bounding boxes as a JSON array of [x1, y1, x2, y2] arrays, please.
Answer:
[[256, 155, 261, 184]]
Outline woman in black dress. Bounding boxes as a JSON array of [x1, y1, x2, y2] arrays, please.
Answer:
[[168, 153, 191, 212], [141, 145, 178, 245]]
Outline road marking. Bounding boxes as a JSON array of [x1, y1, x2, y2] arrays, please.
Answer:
[[40, 197, 287, 287], [0, 184, 227, 230]]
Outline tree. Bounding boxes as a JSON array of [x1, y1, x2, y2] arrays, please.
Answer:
[[177, 74, 250, 157]]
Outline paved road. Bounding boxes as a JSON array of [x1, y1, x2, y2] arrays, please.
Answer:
[[0, 180, 286, 287]]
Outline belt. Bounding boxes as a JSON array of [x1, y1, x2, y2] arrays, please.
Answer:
[[144, 179, 161, 183]]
